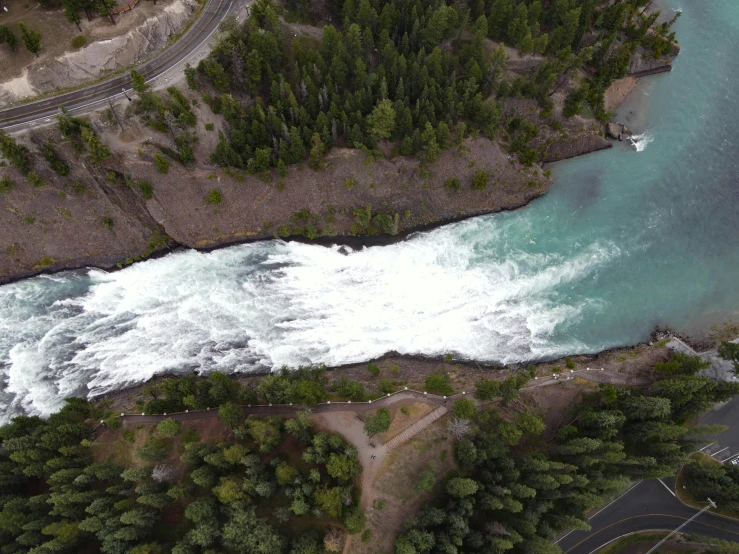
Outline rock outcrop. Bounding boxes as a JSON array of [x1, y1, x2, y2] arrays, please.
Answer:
[[606, 122, 633, 142], [628, 44, 681, 78]]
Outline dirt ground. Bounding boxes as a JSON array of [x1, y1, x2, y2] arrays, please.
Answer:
[[92, 416, 231, 470], [377, 402, 435, 445], [0, 0, 184, 82], [348, 414, 456, 554], [605, 76, 640, 112]]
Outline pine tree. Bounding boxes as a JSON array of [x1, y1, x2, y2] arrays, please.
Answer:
[[0, 25, 18, 51], [81, 127, 112, 165], [18, 22, 41, 57]]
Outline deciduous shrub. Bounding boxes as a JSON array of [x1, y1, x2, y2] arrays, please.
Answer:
[[156, 418, 181, 435], [363, 408, 391, 436], [444, 177, 460, 191], [207, 189, 222, 204], [154, 154, 169, 174], [425, 372, 454, 396], [71, 35, 86, 48], [471, 170, 489, 191]]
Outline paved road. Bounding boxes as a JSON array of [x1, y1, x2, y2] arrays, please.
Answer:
[[696, 397, 739, 464], [0, 0, 235, 130], [556, 479, 739, 553]]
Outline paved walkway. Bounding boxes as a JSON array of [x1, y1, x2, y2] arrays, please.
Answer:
[[115, 366, 647, 424]]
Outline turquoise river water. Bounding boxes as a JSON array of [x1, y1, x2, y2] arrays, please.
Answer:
[[1, 0, 738, 419]]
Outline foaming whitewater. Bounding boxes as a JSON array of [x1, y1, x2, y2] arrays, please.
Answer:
[[3, 0, 739, 422], [629, 132, 654, 152], [0, 223, 619, 420]]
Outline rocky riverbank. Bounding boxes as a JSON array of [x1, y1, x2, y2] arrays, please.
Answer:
[[97, 337, 675, 414], [0, 40, 679, 285]]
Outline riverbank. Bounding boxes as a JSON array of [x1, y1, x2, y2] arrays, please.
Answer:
[[97, 335, 675, 414], [0, 25, 680, 286]]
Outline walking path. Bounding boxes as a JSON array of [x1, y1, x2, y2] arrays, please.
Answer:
[[385, 406, 448, 451], [113, 365, 646, 424]]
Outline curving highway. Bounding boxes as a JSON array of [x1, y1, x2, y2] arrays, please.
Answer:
[[556, 479, 739, 553], [0, 0, 235, 131]]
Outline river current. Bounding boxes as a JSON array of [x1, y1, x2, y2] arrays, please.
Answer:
[[1, 0, 738, 420]]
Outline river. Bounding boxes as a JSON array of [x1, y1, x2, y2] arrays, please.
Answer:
[[1, 0, 738, 420]]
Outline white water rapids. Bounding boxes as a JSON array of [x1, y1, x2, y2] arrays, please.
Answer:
[[0, 217, 618, 420]]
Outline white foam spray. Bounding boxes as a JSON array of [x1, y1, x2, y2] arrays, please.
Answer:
[[0, 217, 620, 421]]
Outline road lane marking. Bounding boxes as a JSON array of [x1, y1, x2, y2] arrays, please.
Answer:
[[721, 452, 739, 463], [563, 514, 739, 553], [586, 530, 665, 554], [0, 0, 230, 125], [554, 481, 643, 544], [657, 478, 677, 497], [699, 442, 716, 451], [713, 446, 730, 457]]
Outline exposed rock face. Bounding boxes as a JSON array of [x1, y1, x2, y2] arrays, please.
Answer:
[[0, 0, 197, 105], [605, 122, 633, 141], [0, 115, 551, 284], [628, 44, 680, 78], [543, 133, 612, 163]]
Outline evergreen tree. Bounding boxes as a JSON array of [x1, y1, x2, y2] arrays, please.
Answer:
[[18, 22, 41, 57]]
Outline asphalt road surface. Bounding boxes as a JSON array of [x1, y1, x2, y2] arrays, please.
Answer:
[[696, 397, 739, 464], [0, 0, 235, 131], [556, 479, 739, 553]]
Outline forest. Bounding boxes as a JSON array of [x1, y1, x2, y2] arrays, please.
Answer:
[[186, 0, 679, 173], [1, 352, 739, 553], [393, 352, 739, 553]]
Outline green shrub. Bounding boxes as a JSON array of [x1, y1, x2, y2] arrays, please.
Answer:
[[138, 180, 153, 199], [156, 418, 181, 435], [0, 176, 11, 193], [71, 35, 86, 49], [207, 189, 222, 204], [135, 437, 172, 462], [444, 177, 460, 191], [414, 469, 435, 492], [181, 428, 200, 443], [35, 256, 53, 267], [451, 399, 476, 421], [343, 177, 357, 189], [122, 429, 136, 442], [219, 402, 243, 428], [367, 363, 380, 376], [343, 508, 367, 534], [27, 172, 45, 188], [364, 408, 391, 436], [565, 357, 576, 369], [204, 123, 214, 131], [104, 416, 122, 430], [103, 217, 114, 230], [378, 379, 395, 394], [400, 407, 409, 415], [471, 170, 489, 191], [154, 154, 170, 174], [361, 529, 371, 542], [334, 377, 365, 401], [425, 372, 454, 396]]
